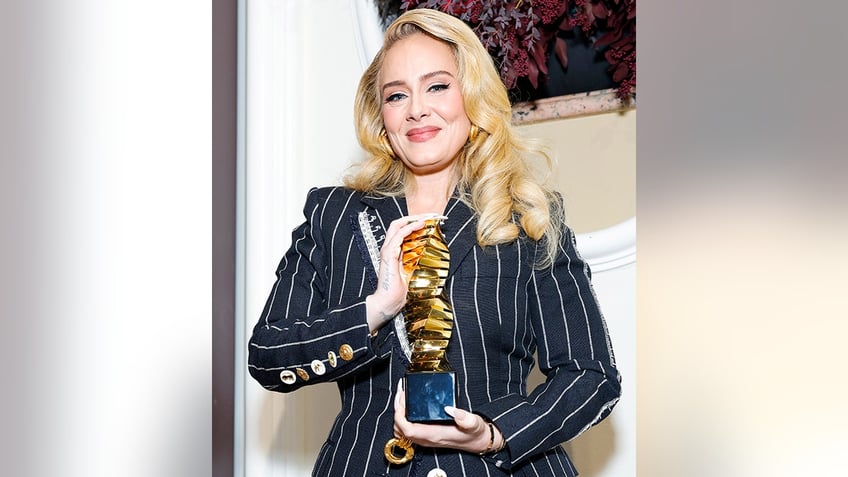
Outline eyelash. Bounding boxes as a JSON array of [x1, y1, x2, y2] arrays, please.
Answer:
[[384, 83, 450, 103]]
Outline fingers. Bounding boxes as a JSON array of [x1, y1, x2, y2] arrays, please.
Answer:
[[407, 213, 449, 223], [443, 406, 484, 433], [393, 379, 407, 437], [386, 214, 448, 241], [392, 379, 487, 452], [383, 214, 447, 257], [400, 213, 449, 225], [374, 214, 448, 303], [372, 215, 446, 320]]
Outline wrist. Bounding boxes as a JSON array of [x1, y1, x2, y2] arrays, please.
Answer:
[[494, 429, 507, 453], [365, 295, 398, 331], [478, 421, 494, 455], [478, 420, 506, 456]]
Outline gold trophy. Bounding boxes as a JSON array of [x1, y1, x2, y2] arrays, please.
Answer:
[[384, 218, 454, 465]]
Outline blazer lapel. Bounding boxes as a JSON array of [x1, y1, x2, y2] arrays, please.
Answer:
[[349, 194, 407, 287], [359, 193, 407, 235], [356, 192, 478, 278], [441, 197, 478, 278]]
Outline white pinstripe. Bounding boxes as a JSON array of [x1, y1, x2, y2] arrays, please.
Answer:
[[362, 360, 395, 477], [249, 321, 367, 349], [326, 189, 354, 302], [471, 248, 493, 403], [512, 378, 606, 463], [559, 239, 595, 360], [341, 368, 374, 476], [450, 278, 472, 413], [247, 187, 620, 477]]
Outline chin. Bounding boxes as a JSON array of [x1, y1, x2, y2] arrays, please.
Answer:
[[404, 160, 453, 173], [404, 153, 458, 167]]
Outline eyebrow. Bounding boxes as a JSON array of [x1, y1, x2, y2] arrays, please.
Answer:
[[381, 70, 456, 93]]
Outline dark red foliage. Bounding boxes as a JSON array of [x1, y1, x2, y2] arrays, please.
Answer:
[[391, 0, 636, 99]]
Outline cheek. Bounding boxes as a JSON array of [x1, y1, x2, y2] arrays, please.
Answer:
[[446, 94, 469, 123], [381, 107, 403, 132]]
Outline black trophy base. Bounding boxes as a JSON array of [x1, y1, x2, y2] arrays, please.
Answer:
[[404, 371, 456, 423]]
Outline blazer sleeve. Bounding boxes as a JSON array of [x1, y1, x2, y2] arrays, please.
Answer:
[[474, 225, 622, 469], [247, 188, 392, 392]]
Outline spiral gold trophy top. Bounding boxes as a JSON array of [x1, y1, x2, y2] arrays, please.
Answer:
[[400, 219, 453, 373]]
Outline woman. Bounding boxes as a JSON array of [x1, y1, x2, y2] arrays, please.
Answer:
[[248, 8, 620, 477]]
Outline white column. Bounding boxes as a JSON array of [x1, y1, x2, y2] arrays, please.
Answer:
[[239, 1, 366, 475]]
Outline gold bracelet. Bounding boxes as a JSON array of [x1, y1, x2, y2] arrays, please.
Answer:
[[495, 431, 507, 452], [480, 421, 495, 455]]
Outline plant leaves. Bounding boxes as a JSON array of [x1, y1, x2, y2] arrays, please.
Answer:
[[613, 37, 635, 50], [527, 57, 539, 89], [595, 30, 622, 48], [502, 63, 518, 89], [392, 0, 636, 97], [531, 41, 548, 76], [554, 37, 568, 69], [593, 3, 608, 19], [612, 62, 629, 82]]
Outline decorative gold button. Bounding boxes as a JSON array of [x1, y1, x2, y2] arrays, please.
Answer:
[[339, 344, 354, 361], [295, 368, 309, 381], [327, 351, 338, 368], [427, 468, 447, 477], [279, 370, 296, 385], [310, 359, 326, 375]]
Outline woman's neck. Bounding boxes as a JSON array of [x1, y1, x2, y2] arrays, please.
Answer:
[[405, 172, 456, 216]]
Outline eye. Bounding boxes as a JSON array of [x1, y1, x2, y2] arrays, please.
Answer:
[[428, 83, 449, 93], [385, 92, 407, 103]]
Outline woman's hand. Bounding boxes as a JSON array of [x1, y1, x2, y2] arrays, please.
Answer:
[[365, 213, 447, 333], [392, 379, 503, 455]]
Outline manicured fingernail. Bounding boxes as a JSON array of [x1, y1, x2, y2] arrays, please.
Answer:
[[443, 406, 456, 417]]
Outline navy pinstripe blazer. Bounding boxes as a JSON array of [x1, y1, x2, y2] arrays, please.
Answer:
[[249, 186, 621, 477]]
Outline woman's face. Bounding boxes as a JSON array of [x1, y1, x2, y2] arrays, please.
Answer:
[[379, 33, 471, 177]]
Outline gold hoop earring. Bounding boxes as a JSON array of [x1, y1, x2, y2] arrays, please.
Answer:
[[379, 129, 396, 159], [468, 124, 480, 143]]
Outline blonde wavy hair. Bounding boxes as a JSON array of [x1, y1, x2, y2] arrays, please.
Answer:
[[345, 8, 563, 266]]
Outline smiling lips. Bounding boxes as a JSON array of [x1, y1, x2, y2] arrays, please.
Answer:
[[406, 126, 440, 142]]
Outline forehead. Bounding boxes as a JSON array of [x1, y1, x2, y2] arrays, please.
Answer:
[[379, 33, 458, 80]]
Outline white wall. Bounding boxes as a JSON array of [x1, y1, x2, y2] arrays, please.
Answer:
[[237, 1, 635, 475], [240, 2, 363, 475]]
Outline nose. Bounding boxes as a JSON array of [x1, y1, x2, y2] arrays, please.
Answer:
[[407, 94, 429, 121]]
